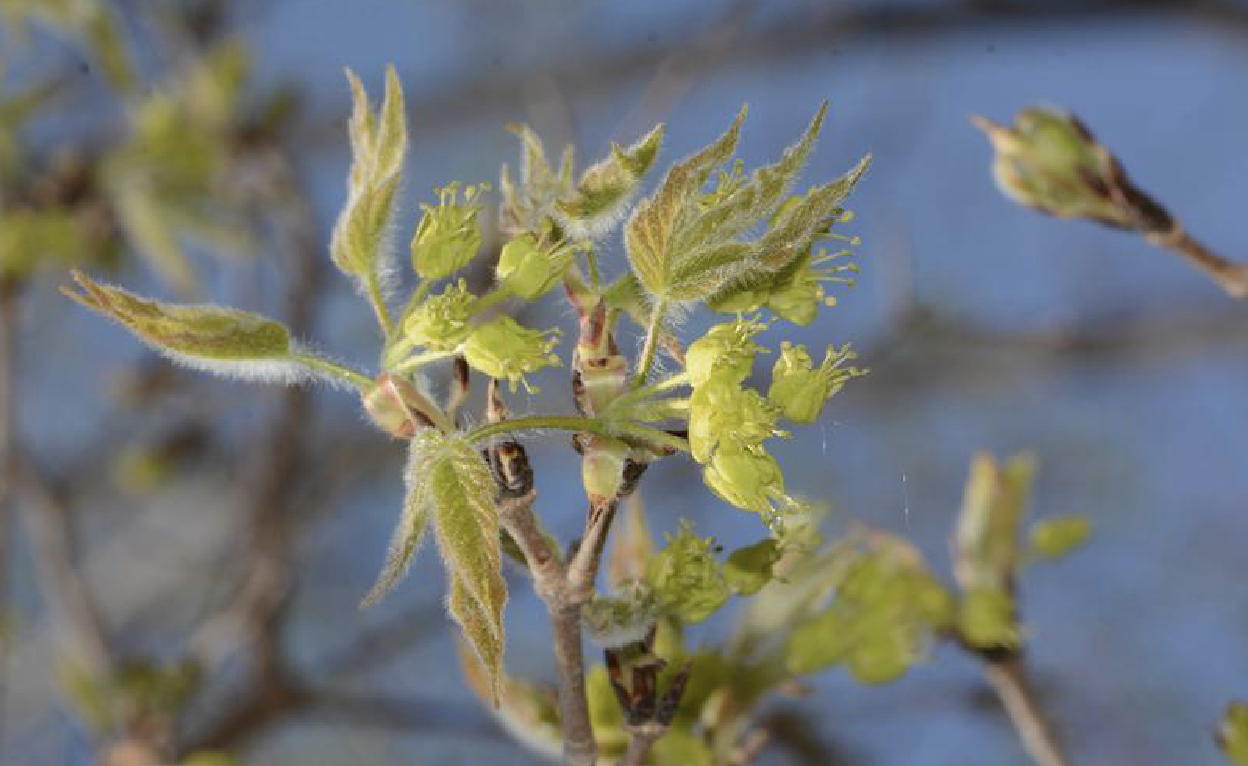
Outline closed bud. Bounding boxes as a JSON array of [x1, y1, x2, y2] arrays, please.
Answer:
[[768, 342, 861, 424], [581, 436, 628, 503], [973, 108, 1153, 230], [495, 233, 571, 301], [702, 444, 789, 516]]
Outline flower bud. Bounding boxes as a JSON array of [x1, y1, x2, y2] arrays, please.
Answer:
[[462, 315, 560, 390], [495, 233, 571, 301], [403, 279, 476, 352], [973, 108, 1146, 230], [581, 435, 628, 503], [768, 342, 860, 424], [684, 318, 766, 387], [702, 444, 787, 515], [411, 182, 485, 280]]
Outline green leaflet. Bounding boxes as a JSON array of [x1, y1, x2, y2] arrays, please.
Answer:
[[723, 539, 781, 596], [330, 66, 407, 284], [360, 438, 436, 607], [1220, 702, 1248, 765], [554, 123, 664, 237], [428, 432, 508, 702], [61, 271, 316, 384], [363, 430, 508, 703]]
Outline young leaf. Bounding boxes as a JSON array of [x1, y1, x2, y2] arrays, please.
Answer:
[[952, 453, 1036, 593], [554, 123, 664, 239], [427, 433, 508, 699], [625, 106, 746, 300], [330, 66, 407, 287], [61, 271, 315, 385], [360, 438, 436, 606], [365, 430, 508, 700]]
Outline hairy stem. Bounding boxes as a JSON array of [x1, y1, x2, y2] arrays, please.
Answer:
[[293, 354, 373, 390], [632, 299, 668, 388], [366, 273, 396, 337], [466, 416, 688, 454], [983, 655, 1074, 766]]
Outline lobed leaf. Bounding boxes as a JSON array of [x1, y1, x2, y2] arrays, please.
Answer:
[[624, 105, 746, 299]]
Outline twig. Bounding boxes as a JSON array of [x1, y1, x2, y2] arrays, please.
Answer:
[[982, 655, 1074, 766], [498, 491, 599, 766], [1146, 225, 1248, 299], [619, 724, 663, 766]]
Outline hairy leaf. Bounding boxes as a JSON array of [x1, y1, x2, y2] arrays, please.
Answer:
[[554, 123, 664, 238], [625, 106, 746, 299], [62, 271, 315, 384], [330, 65, 407, 284], [360, 439, 436, 606]]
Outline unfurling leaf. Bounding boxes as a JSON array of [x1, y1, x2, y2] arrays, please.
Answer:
[[1028, 514, 1091, 560], [1219, 702, 1248, 765], [330, 66, 407, 284], [62, 271, 314, 384], [952, 453, 1035, 593], [361, 438, 436, 606], [364, 430, 508, 702], [554, 123, 664, 238]]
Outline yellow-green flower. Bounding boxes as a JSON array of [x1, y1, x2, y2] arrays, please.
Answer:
[[403, 280, 476, 352], [684, 318, 766, 387], [688, 378, 783, 464], [768, 342, 860, 424], [463, 315, 560, 389], [411, 182, 485, 279], [702, 444, 789, 516]]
